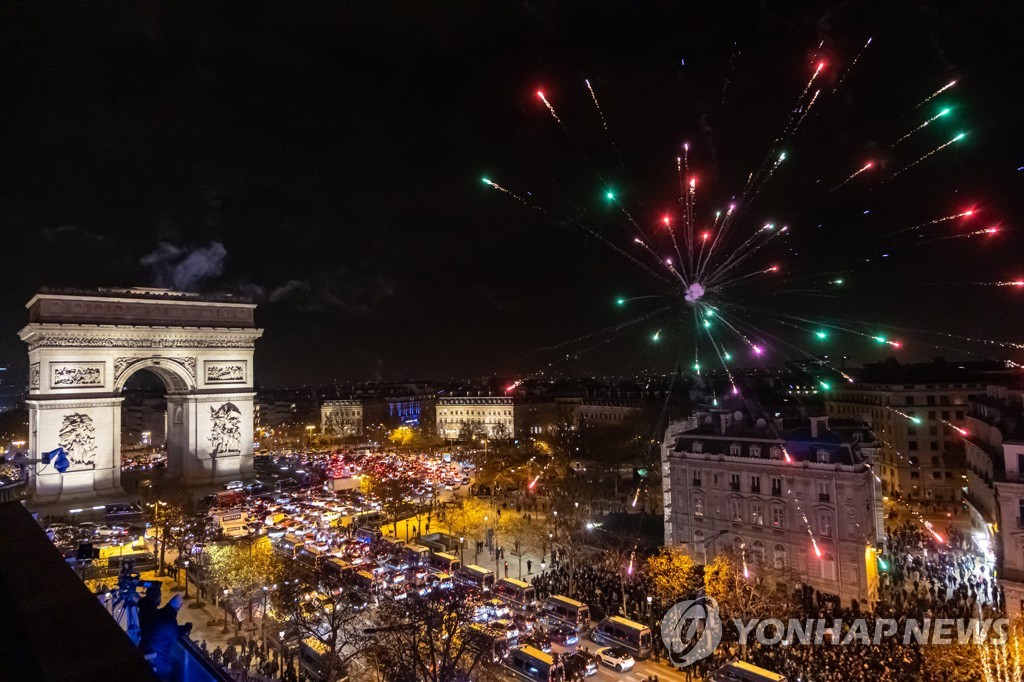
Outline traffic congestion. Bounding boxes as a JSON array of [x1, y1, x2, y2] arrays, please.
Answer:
[[40, 447, 679, 681]]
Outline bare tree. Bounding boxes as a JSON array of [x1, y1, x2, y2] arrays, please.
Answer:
[[366, 590, 502, 682], [272, 568, 373, 682]]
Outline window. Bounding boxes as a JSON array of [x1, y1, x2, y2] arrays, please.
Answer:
[[942, 411, 950, 420], [909, 457, 919, 466], [926, 395, 935, 406], [928, 411, 936, 420], [751, 503, 764, 526], [773, 543, 787, 569], [822, 553, 837, 582], [771, 477, 783, 496], [930, 442, 939, 451], [692, 441, 703, 453], [729, 443, 742, 456], [909, 441, 919, 451], [816, 450, 831, 464], [931, 456, 940, 466], [750, 445, 762, 458], [769, 447, 783, 460], [818, 482, 830, 502], [692, 471, 702, 487], [729, 474, 741, 491], [955, 411, 964, 420], [819, 513, 833, 538], [944, 472, 953, 479], [929, 426, 938, 436], [906, 396, 915, 406], [751, 540, 765, 560], [1018, 499, 1024, 524], [730, 500, 742, 522], [750, 476, 761, 494], [911, 471, 921, 479], [771, 506, 784, 528], [693, 496, 704, 518]]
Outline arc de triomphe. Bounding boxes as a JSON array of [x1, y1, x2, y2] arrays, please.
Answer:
[[19, 288, 262, 504]]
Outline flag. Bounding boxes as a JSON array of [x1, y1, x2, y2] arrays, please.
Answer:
[[42, 447, 71, 473]]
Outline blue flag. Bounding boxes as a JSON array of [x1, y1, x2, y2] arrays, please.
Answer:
[[42, 447, 71, 473]]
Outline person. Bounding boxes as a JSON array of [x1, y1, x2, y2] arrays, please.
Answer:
[[527, 559, 533, 574], [140, 593, 192, 681]]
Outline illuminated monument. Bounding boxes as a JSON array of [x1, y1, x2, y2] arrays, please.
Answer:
[[19, 288, 262, 504]]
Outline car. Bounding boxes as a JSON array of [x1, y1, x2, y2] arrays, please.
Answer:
[[521, 632, 551, 653], [563, 651, 599, 679], [223, 480, 244, 490], [346, 590, 370, 611], [546, 625, 579, 646], [595, 647, 634, 673], [245, 481, 272, 495]]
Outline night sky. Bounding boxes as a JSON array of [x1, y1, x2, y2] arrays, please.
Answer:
[[2, 2, 1022, 386]]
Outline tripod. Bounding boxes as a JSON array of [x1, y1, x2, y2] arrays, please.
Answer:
[[111, 571, 144, 645]]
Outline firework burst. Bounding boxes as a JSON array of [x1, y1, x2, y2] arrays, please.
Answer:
[[482, 40, 1020, 390]]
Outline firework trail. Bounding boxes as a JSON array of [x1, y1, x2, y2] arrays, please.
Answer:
[[585, 78, 625, 168], [888, 132, 966, 180], [793, 89, 821, 131], [894, 107, 952, 145], [481, 177, 528, 204], [914, 79, 957, 109], [831, 160, 874, 191], [835, 37, 872, 91]]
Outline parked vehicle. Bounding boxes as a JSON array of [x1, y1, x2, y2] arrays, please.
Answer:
[[592, 616, 652, 660], [541, 595, 590, 632], [594, 646, 635, 673]]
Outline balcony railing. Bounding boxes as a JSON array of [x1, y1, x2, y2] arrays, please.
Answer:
[[729, 482, 741, 491], [819, 493, 831, 502]]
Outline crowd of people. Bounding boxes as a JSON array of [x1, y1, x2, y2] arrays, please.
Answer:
[[202, 636, 301, 682], [531, 560, 651, 624], [709, 519, 1006, 681]]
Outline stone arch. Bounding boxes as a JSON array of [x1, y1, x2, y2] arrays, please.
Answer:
[[114, 357, 196, 395], [20, 288, 262, 504]]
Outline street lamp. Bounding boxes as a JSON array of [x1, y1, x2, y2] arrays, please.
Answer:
[[459, 536, 465, 563], [305, 425, 315, 449], [646, 595, 658, 662], [182, 560, 191, 600], [222, 588, 231, 634]]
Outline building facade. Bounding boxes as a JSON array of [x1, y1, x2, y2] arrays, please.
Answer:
[[322, 399, 365, 437], [960, 385, 1024, 616], [436, 396, 514, 440], [662, 411, 884, 605], [826, 371, 985, 502]]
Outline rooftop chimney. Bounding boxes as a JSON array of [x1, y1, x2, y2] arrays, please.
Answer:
[[810, 416, 829, 439]]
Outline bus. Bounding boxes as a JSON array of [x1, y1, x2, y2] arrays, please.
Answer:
[[592, 616, 653, 660], [541, 595, 590, 632], [710, 661, 787, 682], [456, 564, 495, 591], [323, 557, 354, 580], [378, 535, 405, 554], [467, 623, 512, 663], [295, 547, 328, 575], [273, 533, 305, 559], [505, 645, 565, 682], [403, 543, 431, 566], [355, 527, 382, 545], [430, 551, 462, 574], [494, 577, 536, 609]]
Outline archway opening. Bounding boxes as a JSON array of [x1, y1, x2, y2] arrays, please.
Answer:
[[120, 369, 169, 488]]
